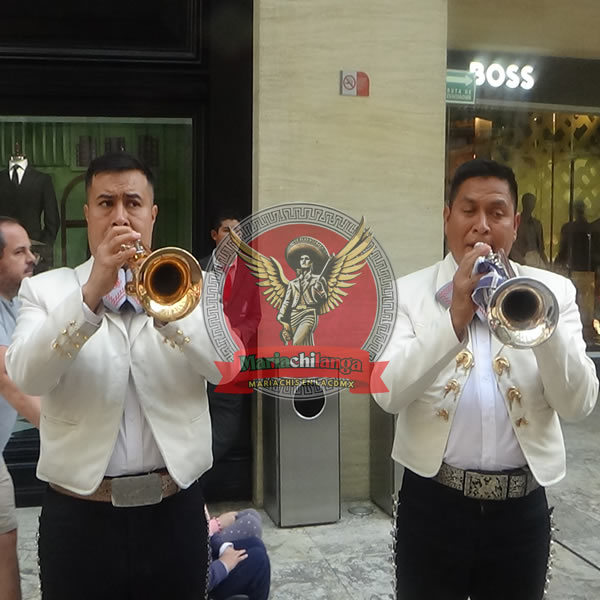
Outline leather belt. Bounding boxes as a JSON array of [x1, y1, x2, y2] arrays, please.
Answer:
[[434, 462, 540, 501], [50, 470, 180, 507]]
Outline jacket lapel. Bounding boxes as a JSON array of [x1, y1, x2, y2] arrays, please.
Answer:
[[75, 257, 94, 287], [490, 331, 506, 359], [128, 313, 152, 346], [74, 257, 154, 344], [19, 166, 31, 188], [435, 253, 458, 298]]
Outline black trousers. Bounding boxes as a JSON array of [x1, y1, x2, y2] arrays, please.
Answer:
[[395, 469, 551, 600], [38, 480, 209, 600], [206, 383, 247, 463]]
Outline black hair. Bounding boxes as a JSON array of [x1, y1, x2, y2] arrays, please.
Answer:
[[448, 159, 518, 210], [85, 152, 155, 192], [210, 211, 243, 233], [0, 216, 21, 258]]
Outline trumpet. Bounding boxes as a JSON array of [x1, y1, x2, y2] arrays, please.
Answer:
[[125, 241, 203, 322], [483, 249, 558, 348]]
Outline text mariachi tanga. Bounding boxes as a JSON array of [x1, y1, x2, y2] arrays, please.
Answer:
[[214, 346, 389, 395], [203, 203, 397, 400]]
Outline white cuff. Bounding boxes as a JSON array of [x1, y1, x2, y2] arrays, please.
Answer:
[[218, 542, 233, 557], [82, 300, 104, 325]]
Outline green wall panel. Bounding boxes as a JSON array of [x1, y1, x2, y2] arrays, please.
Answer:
[[0, 117, 192, 268]]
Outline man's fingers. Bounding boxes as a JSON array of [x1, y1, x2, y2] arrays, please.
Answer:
[[457, 244, 491, 277], [472, 270, 485, 284], [109, 231, 141, 252], [99, 228, 141, 252], [102, 245, 136, 267], [119, 244, 138, 256], [101, 226, 136, 245], [96, 231, 142, 266]]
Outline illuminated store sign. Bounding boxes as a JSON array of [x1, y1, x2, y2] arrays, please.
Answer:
[[469, 61, 535, 90]]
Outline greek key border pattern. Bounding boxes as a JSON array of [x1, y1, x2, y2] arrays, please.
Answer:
[[203, 203, 397, 393]]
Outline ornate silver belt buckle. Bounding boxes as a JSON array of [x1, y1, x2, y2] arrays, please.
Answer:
[[464, 472, 508, 501], [111, 473, 163, 507], [508, 473, 527, 498]]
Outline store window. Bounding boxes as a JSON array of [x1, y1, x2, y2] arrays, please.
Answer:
[[0, 116, 193, 268], [447, 105, 600, 348], [1, 116, 193, 501]]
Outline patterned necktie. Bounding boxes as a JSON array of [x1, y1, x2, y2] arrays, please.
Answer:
[[102, 269, 143, 314], [11, 165, 19, 185], [435, 281, 453, 309]]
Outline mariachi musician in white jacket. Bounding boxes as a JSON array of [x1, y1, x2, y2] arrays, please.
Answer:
[[6, 152, 226, 600], [373, 159, 598, 600]]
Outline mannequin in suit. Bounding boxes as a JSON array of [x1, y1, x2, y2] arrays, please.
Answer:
[[555, 199, 592, 271], [0, 148, 59, 273], [509, 193, 547, 268]]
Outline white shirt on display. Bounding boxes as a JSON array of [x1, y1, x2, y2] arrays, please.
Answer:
[[8, 158, 28, 184]]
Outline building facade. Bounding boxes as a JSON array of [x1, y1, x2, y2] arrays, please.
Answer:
[[3, 0, 599, 505]]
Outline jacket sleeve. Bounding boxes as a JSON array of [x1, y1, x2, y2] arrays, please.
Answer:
[[372, 281, 466, 414], [154, 301, 241, 387], [532, 276, 598, 421], [6, 278, 100, 396], [207, 560, 229, 592]]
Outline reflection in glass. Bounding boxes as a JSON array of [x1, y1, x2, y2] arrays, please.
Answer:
[[447, 107, 600, 347]]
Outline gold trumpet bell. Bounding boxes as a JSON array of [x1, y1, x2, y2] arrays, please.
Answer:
[[131, 246, 203, 322]]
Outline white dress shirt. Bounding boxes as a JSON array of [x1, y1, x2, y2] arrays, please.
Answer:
[[444, 315, 527, 471], [8, 158, 28, 184], [83, 302, 166, 477]]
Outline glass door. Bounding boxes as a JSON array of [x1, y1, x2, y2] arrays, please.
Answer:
[[447, 106, 600, 349]]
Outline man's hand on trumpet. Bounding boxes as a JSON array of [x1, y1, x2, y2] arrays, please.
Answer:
[[82, 226, 141, 312], [449, 242, 490, 341]]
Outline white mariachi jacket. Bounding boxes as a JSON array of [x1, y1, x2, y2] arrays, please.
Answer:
[[6, 258, 226, 495], [373, 252, 598, 487]]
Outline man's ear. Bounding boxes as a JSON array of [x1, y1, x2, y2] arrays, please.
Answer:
[[210, 230, 218, 242], [83, 203, 89, 223], [443, 204, 450, 235], [513, 212, 521, 236]]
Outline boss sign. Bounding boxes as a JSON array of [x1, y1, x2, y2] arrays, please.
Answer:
[[469, 61, 535, 91]]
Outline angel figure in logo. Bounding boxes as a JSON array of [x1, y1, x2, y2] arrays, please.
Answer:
[[230, 218, 373, 345]]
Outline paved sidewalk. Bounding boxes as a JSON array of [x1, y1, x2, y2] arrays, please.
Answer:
[[16, 406, 600, 599]]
